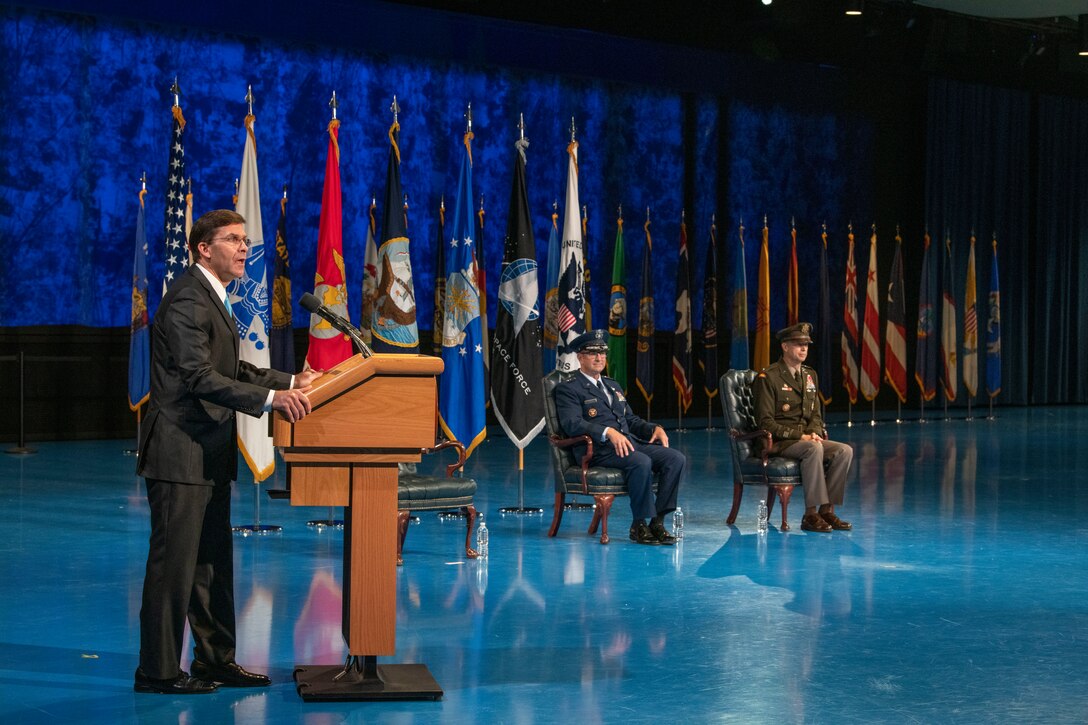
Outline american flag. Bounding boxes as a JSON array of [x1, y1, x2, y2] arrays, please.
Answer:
[[162, 102, 188, 294]]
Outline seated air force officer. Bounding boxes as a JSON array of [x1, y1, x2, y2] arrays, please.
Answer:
[[753, 322, 854, 533], [554, 330, 685, 545]]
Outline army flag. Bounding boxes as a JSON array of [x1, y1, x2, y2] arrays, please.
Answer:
[[606, 211, 628, 390], [701, 219, 719, 400], [491, 136, 544, 449], [963, 234, 978, 398], [859, 228, 881, 401], [270, 190, 295, 373], [555, 138, 586, 373], [729, 220, 749, 371], [438, 125, 487, 457], [306, 117, 353, 370], [841, 227, 860, 404], [884, 229, 907, 403], [372, 119, 418, 351], [432, 199, 446, 356], [986, 236, 1001, 398], [636, 214, 655, 405], [672, 217, 693, 412], [754, 218, 770, 371], [915, 231, 938, 401], [360, 199, 378, 346], [128, 186, 150, 411], [817, 226, 833, 405], [787, 221, 799, 325], [162, 99, 188, 296], [940, 233, 958, 402], [228, 110, 274, 481], [543, 205, 560, 372]]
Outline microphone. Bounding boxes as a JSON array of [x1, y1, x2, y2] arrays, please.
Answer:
[[300, 292, 373, 358]]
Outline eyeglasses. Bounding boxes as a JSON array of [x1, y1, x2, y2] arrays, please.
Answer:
[[209, 234, 251, 249]]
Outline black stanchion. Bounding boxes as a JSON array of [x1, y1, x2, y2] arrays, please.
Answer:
[[6, 350, 37, 456]]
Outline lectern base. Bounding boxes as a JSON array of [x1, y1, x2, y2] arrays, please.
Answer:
[[294, 658, 442, 702]]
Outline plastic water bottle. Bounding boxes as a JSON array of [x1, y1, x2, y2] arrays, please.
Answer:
[[672, 506, 684, 539], [757, 500, 769, 535], [475, 516, 489, 559]]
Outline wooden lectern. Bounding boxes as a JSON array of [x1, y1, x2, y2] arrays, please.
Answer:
[[273, 352, 444, 701]]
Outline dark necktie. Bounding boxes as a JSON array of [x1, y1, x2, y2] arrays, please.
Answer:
[[596, 379, 610, 405]]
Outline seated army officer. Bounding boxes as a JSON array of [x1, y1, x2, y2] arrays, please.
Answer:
[[753, 322, 854, 533], [554, 330, 685, 545]]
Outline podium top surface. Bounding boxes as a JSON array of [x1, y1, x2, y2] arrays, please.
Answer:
[[306, 353, 443, 407]]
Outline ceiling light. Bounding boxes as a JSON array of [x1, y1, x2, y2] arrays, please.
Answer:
[[845, 0, 863, 16], [1079, 14, 1088, 56]]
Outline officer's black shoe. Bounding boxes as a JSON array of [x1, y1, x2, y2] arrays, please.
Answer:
[[648, 521, 677, 545], [629, 521, 661, 545]]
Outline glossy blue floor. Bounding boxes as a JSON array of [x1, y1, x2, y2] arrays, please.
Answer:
[[2, 407, 1087, 723]]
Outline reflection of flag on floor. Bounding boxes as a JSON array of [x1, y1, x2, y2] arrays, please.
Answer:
[[915, 231, 938, 402], [986, 235, 1002, 398], [963, 233, 978, 399], [841, 227, 859, 405], [306, 116, 353, 370], [607, 211, 628, 390], [817, 226, 833, 405], [228, 110, 274, 481], [372, 119, 418, 351], [884, 230, 907, 403], [490, 136, 544, 449], [729, 220, 749, 371], [543, 205, 560, 373], [555, 137, 586, 373], [701, 219, 719, 400], [438, 125, 486, 457], [672, 217, 693, 413], [128, 186, 150, 411], [859, 228, 881, 401], [754, 218, 770, 371], [270, 189, 295, 373], [636, 213, 655, 405], [940, 233, 958, 402]]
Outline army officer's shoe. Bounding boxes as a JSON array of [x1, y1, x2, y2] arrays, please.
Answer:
[[191, 660, 271, 687], [134, 668, 218, 694], [800, 512, 833, 533], [819, 510, 852, 531]]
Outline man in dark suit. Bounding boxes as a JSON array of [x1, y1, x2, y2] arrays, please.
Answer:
[[135, 209, 320, 694], [753, 322, 854, 533], [554, 330, 685, 545]]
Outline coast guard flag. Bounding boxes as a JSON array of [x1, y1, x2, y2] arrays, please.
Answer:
[[817, 226, 833, 405], [228, 111, 274, 481], [360, 199, 378, 346], [542, 206, 560, 372], [940, 233, 958, 402], [306, 118, 353, 370], [162, 100, 188, 296], [701, 219, 719, 400], [859, 228, 881, 401], [986, 235, 1002, 398], [672, 218, 693, 412], [754, 218, 770, 371], [962, 233, 978, 398], [841, 227, 860, 404], [439, 127, 486, 457], [915, 231, 938, 401], [432, 199, 446, 356], [636, 214, 655, 405], [128, 188, 150, 411], [555, 139, 586, 373], [607, 211, 628, 390], [270, 191, 295, 373], [372, 120, 419, 351], [729, 220, 749, 371], [490, 136, 544, 449], [884, 230, 907, 403]]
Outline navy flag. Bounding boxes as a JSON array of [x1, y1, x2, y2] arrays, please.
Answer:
[[491, 136, 545, 449], [700, 217, 719, 400], [671, 216, 693, 412], [636, 211, 655, 405]]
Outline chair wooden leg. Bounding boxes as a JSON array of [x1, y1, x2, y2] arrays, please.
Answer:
[[594, 494, 615, 544], [775, 485, 794, 531], [725, 481, 744, 524], [462, 504, 479, 558], [547, 491, 566, 537], [396, 510, 411, 566]]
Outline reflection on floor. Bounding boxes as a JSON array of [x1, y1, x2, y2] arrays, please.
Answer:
[[2, 407, 1087, 723]]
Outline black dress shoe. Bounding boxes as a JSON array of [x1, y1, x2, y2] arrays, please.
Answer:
[[134, 668, 218, 694], [191, 660, 271, 687], [629, 521, 661, 545], [648, 521, 677, 545]]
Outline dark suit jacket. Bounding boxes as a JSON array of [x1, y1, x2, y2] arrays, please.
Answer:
[[753, 358, 825, 455], [136, 265, 291, 485], [554, 373, 657, 460]]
